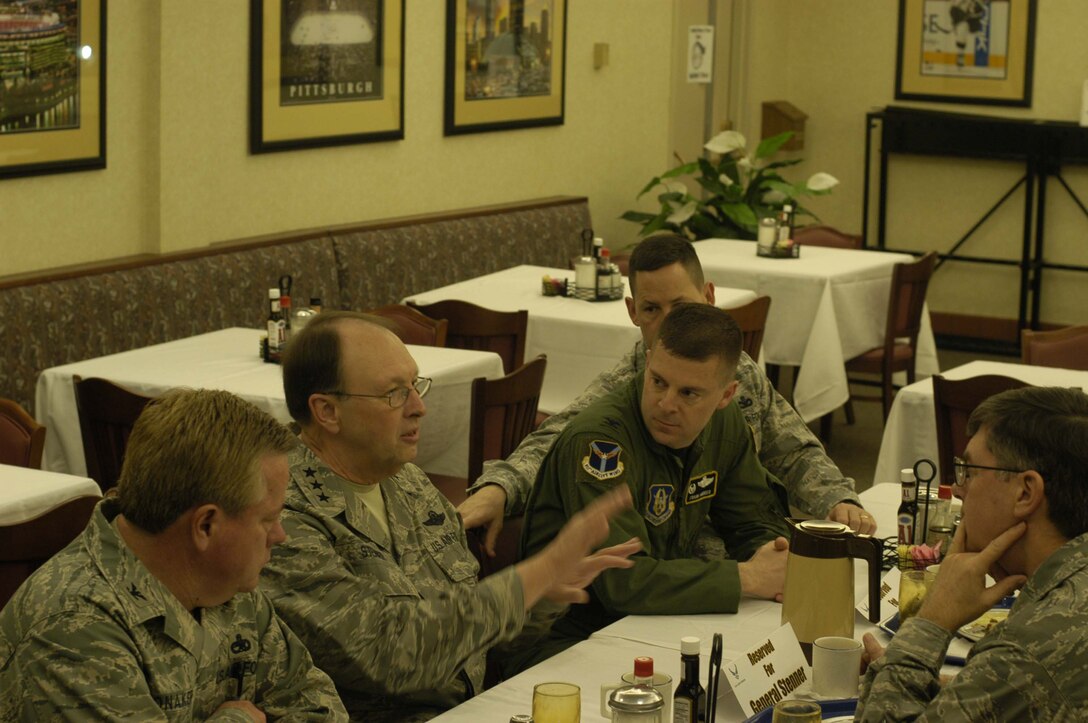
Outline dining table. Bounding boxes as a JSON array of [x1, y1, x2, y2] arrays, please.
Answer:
[[693, 239, 940, 422], [872, 359, 1088, 488], [34, 328, 505, 479], [404, 264, 759, 414], [0, 464, 101, 526], [432, 482, 901, 722]]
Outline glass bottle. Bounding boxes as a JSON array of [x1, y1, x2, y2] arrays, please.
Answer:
[[897, 468, 918, 548], [267, 288, 286, 353], [673, 636, 704, 723]]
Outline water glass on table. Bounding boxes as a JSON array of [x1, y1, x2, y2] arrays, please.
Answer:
[[899, 569, 928, 623], [533, 681, 581, 723], [772, 700, 822, 722]]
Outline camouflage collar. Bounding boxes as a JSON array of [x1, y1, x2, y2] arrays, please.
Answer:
[[289, 442, 350, 518], [1018, 532, 1088, 607]]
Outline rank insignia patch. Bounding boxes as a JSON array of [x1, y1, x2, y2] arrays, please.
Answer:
[[582, 440, 625, 480], [684, 471, 718, 504], [645, 483, 676, 526]]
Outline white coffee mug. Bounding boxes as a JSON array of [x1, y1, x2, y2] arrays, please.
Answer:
[[812, 636, 863, 698], [600, 672, 673, 719]]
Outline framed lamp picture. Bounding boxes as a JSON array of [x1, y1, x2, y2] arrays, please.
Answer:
[[444, 0, 567, 136], [895, 0, 1037, 107], [250, 0, 404, 153], [0, 0, 106, 180]]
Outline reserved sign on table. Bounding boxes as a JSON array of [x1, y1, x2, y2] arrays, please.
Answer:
[[720, 623, 810, 717]]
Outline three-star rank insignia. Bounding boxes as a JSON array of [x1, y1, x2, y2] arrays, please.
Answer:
[[684, 471, 718, 505], [645, 483, 676, 526], [582, 440, 625, 480]]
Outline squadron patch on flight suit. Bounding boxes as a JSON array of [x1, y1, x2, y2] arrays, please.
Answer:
[[582, 440, 625, 480], [684, 471, 719, 504], [645, 484, 676, 526]]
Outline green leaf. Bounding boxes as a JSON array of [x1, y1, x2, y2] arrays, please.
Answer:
[[719, 202, 759, 232], [620, 211, 657, 224], [760, 158, 803, 170], [660, 161, 700, 180], [637, 176, 662, 198], [755, 132, 794, 159]]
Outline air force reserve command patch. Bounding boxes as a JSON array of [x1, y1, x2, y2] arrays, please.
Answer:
[[645, 483, 676, 526], [582, 440, 624, 480], [684, 471, 719, 504]]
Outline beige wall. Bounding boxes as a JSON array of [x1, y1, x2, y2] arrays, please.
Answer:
[[1, 0, 674, 275]]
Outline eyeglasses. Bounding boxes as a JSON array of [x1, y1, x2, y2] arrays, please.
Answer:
[[326, 377, 432, 408], [951, 456, 1025, 488]]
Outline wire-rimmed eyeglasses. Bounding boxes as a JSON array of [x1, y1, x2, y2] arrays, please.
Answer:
[[326, 377, 432, 408], [951, 456, 1025, 488]]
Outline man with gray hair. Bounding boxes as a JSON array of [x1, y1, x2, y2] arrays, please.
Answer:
[[0, 389, 346, 721]]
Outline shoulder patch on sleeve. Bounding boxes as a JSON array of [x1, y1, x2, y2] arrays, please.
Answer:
[[645, 483, 676, 525], [582, 440, 624, 480], [684, 471, 718, 504]]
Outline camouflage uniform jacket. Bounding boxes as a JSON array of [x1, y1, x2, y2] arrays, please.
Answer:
[[856, 532, 1088, 721], [521, 371, 790, 643], [260, 444, 526, 722], [0, 498, 346, 722], [474, 344, 859, 519]]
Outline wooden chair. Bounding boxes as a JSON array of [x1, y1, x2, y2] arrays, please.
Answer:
[[725, 295, 772, 362], [1021, 325, 1088, 370], [794, 225, 864, 250], [0, 398, 47, 469], [821, 251, 938, 441], [468, 355, 548, 485], [73, 376, 152, 494], [0, 495, 99, 608], [408, 300, 528, 374], [366, 304, 449, 347], [933, 374, 1031, 487]]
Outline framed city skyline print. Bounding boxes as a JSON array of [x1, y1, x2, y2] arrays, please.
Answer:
[[250, 0, 404, 153], [895, 0, 1036, 107], [0, 0, 106, 180], [444, 0, 567, 135]]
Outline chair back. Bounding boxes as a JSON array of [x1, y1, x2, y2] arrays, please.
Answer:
[[366, 304, 449, 347], [933, 374, 1031, 487], [1021, 325, 1088, 370], [467, 515, 525, 581], [468, 356, 548, 485], [0, 398, 46, 469], [725, 296, 772, 362], [0, 495, 99, 608], [73, 376, 152, 493], [408, 300, 528, 374], [794, 225, 864, 250], [883, 251, 938, 361]]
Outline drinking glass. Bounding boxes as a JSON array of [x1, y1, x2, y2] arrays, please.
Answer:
[[771, 700, 822, 722], [533, 681, 581, 723], [899, 569, 928, 622]]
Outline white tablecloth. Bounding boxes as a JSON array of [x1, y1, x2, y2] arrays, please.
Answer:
[[693, 240, 940, 422], [0, 464, 101, 525], [433, 484, 899, 722], [873, 360, 1088, 487], [405, 265, 758, 414], [35, 328, 505, 479]]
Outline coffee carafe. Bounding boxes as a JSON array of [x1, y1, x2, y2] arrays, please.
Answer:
[[780, 519, 883, 661]]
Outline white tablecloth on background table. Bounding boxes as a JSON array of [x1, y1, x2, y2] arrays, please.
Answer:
[[873, 360, 1088, 487], [35, 328, 505, 479], [432, 484, 899, 722], [405, 265, 758, 414], [693, 240, 940, 422], [0, 464, 101, 526]]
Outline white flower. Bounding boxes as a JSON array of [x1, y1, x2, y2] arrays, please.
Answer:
[[763, 189, 787, 204], [667, 201, 698, 225], [661, 180, 688, 195], [806, 172, 839, 191], [718, 173, 734, 187], [704, 130, 747, 155], [736, 155, 753, 172]]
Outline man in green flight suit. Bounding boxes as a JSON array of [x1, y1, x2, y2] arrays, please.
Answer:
[[516, 303, 791, 669]]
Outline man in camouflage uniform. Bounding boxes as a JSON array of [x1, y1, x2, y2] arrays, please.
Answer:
[[857, 387, 1088, 720], [262, 311, 639, 721], [510, 303, 791, 671], [460, 234, 874, 557], [0, 389, 346, 722]]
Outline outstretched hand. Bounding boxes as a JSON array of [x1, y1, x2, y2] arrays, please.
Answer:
[[545, 537, 642, 604]]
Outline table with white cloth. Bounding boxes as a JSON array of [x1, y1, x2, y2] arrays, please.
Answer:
[[404, 265, 759, 414], [0, 464, 101, 526], [433, 483, 899, 722], [692, 239, 940, 423], [35, 328, 505, 479], [873, 360, 1088, 487]]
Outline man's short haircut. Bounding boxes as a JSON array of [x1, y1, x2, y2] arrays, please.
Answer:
[[654, 303, 742, 382], [116, 389, 295, 534], [281, 310, 393, 424], [628, 233, 705, 297], [967, 386, 1088, 539]]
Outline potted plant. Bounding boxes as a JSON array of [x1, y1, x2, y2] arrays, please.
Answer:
[[621, 130, 839, 241]]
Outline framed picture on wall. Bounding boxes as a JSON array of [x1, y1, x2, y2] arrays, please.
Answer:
[[444, 0, 567, 136], [0, 0, 106, 180], [249, 0, 404, 153], [895, 0, 1037, 107]]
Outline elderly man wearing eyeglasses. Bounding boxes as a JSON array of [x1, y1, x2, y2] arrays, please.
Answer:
[[856, 386, 1088, 721], [259, 310, 640, 723]]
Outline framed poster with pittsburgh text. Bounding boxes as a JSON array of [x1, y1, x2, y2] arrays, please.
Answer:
[[0, 0, 106, 180], [249, 0, 404, 153], [444, 0, 567, 136], [895, 0, 1036, 107]]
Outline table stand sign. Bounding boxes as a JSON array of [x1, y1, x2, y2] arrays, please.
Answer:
[[719, 623, 811, 718]]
